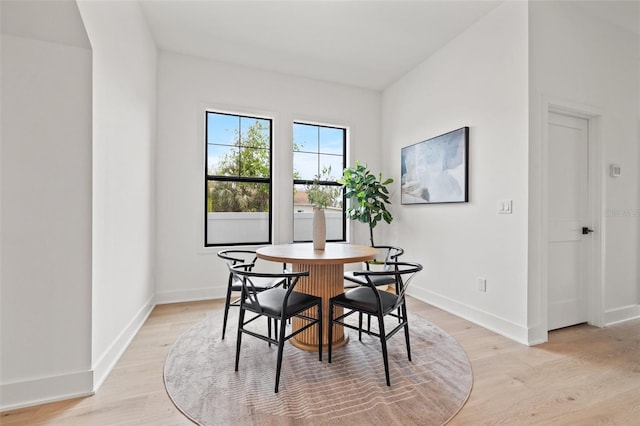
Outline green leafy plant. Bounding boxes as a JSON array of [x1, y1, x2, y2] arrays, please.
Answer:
[[338, 161, 394, 246], [208, 121, 270, 213], [306, 166, 341, 209]]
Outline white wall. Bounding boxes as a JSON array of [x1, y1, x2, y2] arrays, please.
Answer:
[[3, 0, 637, 412], [155, 52, 381, 302], [382, 2, 530, 342], [76, 1, 157, 388], [528, 1, 640, 335], [0, 32, 93, 409]]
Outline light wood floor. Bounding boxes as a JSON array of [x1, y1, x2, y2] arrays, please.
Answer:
[[2, 297, 639, 425]]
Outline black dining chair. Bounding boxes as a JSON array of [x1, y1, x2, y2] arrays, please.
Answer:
[[328, 261, 423, 386], [344, 245, 405, 332], [343, 245, 404, 289], [232, 264, 322, 393], [217, 250, 287, 340]]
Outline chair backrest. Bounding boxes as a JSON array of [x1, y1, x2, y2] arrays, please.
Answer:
[[354, 261, 422, 311], [217, 250, 258, 286], [230, 264, 309, 314], [217, 250, 258, 267], [367, 245, 404, 272]]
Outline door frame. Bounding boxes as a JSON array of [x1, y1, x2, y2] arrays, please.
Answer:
[[539, 97, 605, 341]]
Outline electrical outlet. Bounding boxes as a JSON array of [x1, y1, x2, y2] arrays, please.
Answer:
[[477, 278, 487, 292]]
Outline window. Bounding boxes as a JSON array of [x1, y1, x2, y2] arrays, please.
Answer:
[[293, 122, 346, 242], [205, 111, 272, 246]]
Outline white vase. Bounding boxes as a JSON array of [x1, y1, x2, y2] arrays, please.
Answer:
[[312, 208, 326, 250]]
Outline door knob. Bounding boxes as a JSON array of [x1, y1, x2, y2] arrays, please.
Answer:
[[582, 227, 594, 235]]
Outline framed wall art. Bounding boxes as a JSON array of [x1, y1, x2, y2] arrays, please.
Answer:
[[401, 127, 469, 204]]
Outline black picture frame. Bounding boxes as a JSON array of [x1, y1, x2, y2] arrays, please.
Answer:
[[401, 127, 469, 204]]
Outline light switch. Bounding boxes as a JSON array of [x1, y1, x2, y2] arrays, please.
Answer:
[[609, 164, 621, 177], [498, 199, 512, 214]]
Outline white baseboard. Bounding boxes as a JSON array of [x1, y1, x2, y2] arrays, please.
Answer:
[[1, 290, 221, 411], [525, 304, 640, 346], [0, 370, 94, 412], [92, 295, 155, 391], [526, 324, 548, 346], [408, 287, 530, 345], [155, 286, 226, 305], [604, 304, 640, 326]]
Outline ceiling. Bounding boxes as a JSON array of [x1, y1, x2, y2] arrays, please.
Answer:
[[138, 0, 503, 90], [2, 1, 636, 92], [0, 0, 90, 48]]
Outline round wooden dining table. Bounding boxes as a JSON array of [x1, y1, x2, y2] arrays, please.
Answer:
[[256, 243, 377, 351]]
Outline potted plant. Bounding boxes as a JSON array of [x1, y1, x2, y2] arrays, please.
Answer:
[[338, 161, 394, 247], [306, 167, 341, 250]]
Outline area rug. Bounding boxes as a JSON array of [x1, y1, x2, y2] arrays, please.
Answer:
[[164, 311, 473, 425]]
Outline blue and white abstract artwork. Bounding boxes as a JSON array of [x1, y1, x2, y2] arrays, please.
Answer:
[[401, 127, 469, 204]]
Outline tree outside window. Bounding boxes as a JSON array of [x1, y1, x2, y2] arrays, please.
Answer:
[[205, 112, 272, 246]]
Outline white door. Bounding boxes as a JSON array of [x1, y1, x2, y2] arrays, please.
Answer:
[[547, 112, 590, 330]]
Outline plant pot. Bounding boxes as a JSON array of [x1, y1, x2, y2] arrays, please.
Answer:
[[312, 208, 326, 250]]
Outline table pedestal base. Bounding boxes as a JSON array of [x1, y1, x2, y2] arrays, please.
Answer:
[[290, 334, 348, 351], [291, 263, 345, 350]]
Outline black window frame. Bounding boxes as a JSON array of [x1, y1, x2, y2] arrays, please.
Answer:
[[293, 122, 347, 243], [205, 111, 273, 247]]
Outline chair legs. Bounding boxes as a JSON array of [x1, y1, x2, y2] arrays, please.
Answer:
[[274, 304, 321, 393], [328, 303, 334, 363], [222, 286, 234, 340], [402, 304, 411, 362], [274, 318, 287, 393], [267, 317, 273, 347], [234, 308, 245, 372], [317, 304, 323, 362], [329, 301, 411, 387], [377, 314, 391, 386], [237, 303, 322, 394]]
